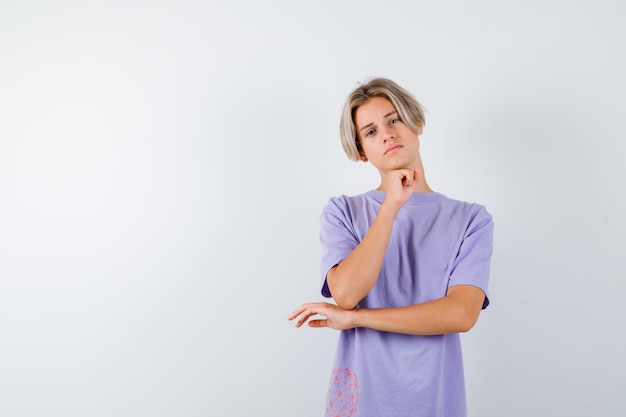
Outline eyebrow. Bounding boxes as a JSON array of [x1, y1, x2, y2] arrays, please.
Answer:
[[358, 111, 398, 133]]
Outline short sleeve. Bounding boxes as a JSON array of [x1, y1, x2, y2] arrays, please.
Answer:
[[319, 197, 360, 298], [448, 206, 494, 309]]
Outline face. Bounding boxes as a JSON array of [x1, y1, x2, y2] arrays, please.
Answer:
[[354, 97, 423, 173]]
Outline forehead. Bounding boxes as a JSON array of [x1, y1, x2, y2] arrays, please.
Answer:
[[354, 97, 396, 128]]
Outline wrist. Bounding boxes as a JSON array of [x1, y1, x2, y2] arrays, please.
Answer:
[[350, 308, 362, 329], [379, 201, 402, 218]]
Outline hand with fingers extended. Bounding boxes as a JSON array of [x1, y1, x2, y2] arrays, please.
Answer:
[[381, 168, 418, 208], [288, 302, 356, 331]]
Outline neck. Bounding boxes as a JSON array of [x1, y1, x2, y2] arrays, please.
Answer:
[[412, 177, 434, 193]]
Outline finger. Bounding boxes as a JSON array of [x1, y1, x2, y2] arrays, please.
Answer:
[[308, 319, 328, 328], [292, 309, 308, 326], [287, 302, 318, 320], [294, 316, 309, 328], [404, 169, 419, 186], [402, 171, 413, 186], [297, 306, 330, 327], [287, 306, 306, 321], [295, 309, 319, 328], [397, 169, 412, 179]]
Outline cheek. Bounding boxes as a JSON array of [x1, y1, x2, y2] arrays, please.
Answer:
[[360, 142, 376, 158]]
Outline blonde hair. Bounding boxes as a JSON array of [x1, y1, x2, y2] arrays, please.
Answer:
[[339, 78, 426, 161]]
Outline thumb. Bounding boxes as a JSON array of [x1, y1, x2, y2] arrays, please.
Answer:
[[309, 319, 328, 328]]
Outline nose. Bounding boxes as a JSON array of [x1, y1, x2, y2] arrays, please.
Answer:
[[381, 126, 395, 143]]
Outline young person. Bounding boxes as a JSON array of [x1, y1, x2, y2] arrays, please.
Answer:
[[288, 78, 494, 417]]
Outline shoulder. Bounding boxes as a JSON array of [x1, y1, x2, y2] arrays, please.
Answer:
[[438, 194, 492, 221], [434, 195, 494, 238], [323, 191, 376, 214]]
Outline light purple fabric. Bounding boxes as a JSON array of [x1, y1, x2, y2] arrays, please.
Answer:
[[320, 191, 493, 417]]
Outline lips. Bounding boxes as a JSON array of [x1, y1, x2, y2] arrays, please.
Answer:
[[384, 144, 403, 155]]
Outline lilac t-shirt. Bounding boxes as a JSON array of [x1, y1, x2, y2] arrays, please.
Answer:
[[320, 191, 493, 417]]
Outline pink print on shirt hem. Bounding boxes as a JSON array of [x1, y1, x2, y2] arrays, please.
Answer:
[[326, 368, 359, 417]]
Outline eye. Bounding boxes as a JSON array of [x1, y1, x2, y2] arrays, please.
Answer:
[[389, 118, 400, 125], [365, 129, 376, 137]]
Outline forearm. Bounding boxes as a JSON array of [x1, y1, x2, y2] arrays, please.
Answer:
[[349, 285, 485, 336], [327, 203, 400, 309]]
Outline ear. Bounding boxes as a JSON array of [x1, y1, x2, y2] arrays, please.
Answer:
[[416, 123, 424, 136], [359, 152, 368, 162]]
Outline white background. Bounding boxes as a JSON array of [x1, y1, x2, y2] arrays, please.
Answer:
[[1, 1, 625, 416]]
